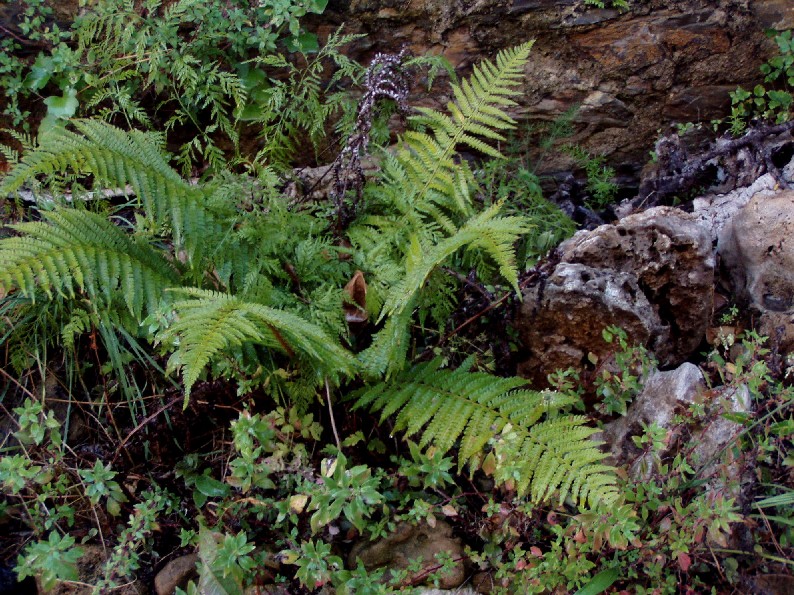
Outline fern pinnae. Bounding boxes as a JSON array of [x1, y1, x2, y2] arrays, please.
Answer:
[[0, 120, 220, 258], [392, 42, 533, 215], [355, 359, 617, 508], [164, 289, 358, 400], [0, 209, 179, 318]]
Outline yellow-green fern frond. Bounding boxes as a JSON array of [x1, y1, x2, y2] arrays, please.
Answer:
[[390, 42, 534, 220], [381, 201, 530, 319], [355, 358, 618, 508], [0, 208, 180, 319], [358, 298, 415, 380], [0, 120, 221, 257], [163, 288, 358, 403]]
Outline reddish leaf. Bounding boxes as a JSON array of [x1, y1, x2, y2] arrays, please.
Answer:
[[343, 270, 369, 323], [678, 552, 692, 572]]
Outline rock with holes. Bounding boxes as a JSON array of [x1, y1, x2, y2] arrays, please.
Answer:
[[516, 262, 669, 386], [517, 207, 714, 386], [718, 190, 794, 313]]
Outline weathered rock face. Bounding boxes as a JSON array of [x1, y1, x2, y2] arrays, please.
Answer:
[[516, 206, 714, 385], [718, 190, 794, 313], [311, 0, 789, 186], [598, 362, 751, 490]]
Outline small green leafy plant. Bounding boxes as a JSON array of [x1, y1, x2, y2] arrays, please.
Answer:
[[727, 29, 793, 134]]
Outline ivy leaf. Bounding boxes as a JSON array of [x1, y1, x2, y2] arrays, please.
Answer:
[[40, 89, 79, 135], [24, 56, 55, 91]]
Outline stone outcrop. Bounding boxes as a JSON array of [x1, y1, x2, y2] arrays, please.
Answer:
[[718, 190, 794, 313], [598, 362, 751, 502], [516, 206, 714, 385], [309, 0, 790, 187]]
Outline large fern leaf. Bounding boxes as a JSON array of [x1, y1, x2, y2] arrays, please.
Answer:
[[162, 289, 358, 403], [381, 201, 529, 319], [355, 358, 618, 508], [0, 208, 180, 319], [0, 120, 222, 258], [357, 44, 535, 376], [393, 41, 534, 220]]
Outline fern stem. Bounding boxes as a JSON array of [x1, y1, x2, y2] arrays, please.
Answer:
[[325, 377, 341, 451]]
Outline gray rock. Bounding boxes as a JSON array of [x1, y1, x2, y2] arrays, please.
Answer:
[[718, 190, 794, 312], [599, 362, 752, 495], [600, 363, 706, 479], [692, 172, 781, 244], [690, 384, 751, 485]]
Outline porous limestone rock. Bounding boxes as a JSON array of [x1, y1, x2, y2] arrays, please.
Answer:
[[517, 262, 668, 386], [517, 207, 714, 385], [348, 520, 465, 590], [600, 363, 706, 478], [718, 190, 794, 313]]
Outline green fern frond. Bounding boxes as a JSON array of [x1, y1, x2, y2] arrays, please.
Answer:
[[355, 358, 618, 508], [354, 44, 535, 377], [381, 201, 529, 319], [163, 288, 358, 402], [0, 120, 221, 257], [391, 41, 534, 218], [358, 298, 416, 379], [0, 208, 180, 319]]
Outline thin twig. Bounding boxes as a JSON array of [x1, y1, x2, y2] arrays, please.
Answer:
[[111, 395, 182, 464], [325, 377, 341, 451], [0, 366, 37, 400]]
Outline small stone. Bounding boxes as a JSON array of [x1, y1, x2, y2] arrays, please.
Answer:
[[348, 520, 465, 590], [154, 554, 198, 595]]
